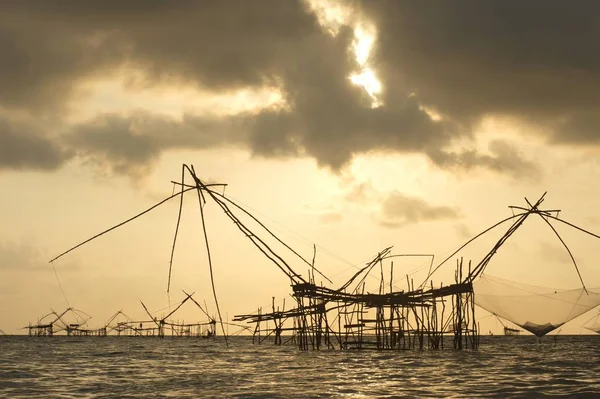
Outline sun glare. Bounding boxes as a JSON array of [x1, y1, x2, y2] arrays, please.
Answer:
[[419, 105, 443, 121], [349, 24, 383, 108], [350, 68, 382, 107], [353, 24, 375, 66], [304, 0, 384, 108]]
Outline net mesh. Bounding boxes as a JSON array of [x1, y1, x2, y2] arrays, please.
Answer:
[[585, 325, 600, 334], [473, 274, 600, 337], [582, 311, 600, 334]]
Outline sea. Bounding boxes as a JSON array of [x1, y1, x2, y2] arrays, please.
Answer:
[[0, 335, 599, 398]]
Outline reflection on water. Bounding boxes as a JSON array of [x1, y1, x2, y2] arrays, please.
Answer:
[[1, 335, 599, 398]]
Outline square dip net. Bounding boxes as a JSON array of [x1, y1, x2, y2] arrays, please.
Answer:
[[474, 274, 600, 337], [582, 310, 600, 334]]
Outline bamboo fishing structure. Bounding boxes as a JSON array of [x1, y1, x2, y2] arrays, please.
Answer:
[[42, 165, 600, 349], [25, 308, 93, 337], [23, 291, 241, 338], [232, 193, 591, 350], [234, 252, 479, 351], [504, 327, 521, 336], [139, 291, 217, 339]]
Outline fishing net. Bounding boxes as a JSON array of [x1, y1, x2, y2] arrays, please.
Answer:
[[585, 325, 600, 334], [582, 311, 600, 334], [473, 274, 600, 337]]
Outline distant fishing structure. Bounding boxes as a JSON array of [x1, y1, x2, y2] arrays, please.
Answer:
[[138, 291, 217, 339], [42, 164, 600, 349], [25, 308, 93, 337], [24, 291, 247, 338]]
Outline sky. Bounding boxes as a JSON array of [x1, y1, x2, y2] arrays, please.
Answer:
[[2, 0, 600, 336]]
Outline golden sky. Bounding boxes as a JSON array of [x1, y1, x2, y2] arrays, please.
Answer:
[[1, 0, 600, 335]]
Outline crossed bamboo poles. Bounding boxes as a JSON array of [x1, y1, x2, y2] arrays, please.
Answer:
[[422, 192, 600, 291]]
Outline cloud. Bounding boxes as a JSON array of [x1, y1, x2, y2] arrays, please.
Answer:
[[63, 111, 251, 175], [360, 0, 600, 143], [454, 223, 473, 240], [66, 114, 160, 175], [0, 1, 459, 173], [341, 180, 462, 228], [0, 1, 589, 176], [0, 1, 322, 112], [344, 181, 375, 204], [427, 139, 541, 179], [319, 212, 343, 224], [379, 191, 461, 228], [552, 111, 600, 145], [0, 240, 78, 271], [0, 116, 72, 171]]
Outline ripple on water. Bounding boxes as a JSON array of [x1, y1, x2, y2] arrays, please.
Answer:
[[1, 335, 600, 397]]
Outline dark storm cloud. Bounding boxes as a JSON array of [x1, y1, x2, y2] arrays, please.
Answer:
[[0, 117, 71, 171], [379, 191, 461, 228], [360, 0, 600, 138], [2, 0, 583, 174]]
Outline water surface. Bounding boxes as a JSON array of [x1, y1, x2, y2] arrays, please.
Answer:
[[1, 335, 599, 398]]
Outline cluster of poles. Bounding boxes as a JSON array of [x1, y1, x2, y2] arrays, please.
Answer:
[[235, 251, 479, 351]]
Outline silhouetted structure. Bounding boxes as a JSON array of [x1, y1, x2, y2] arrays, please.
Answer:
[[25, 308, 94, 336], [44, 165, 600, 349], [235, 252, 479, 351], [504, 327, 521, 336]]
